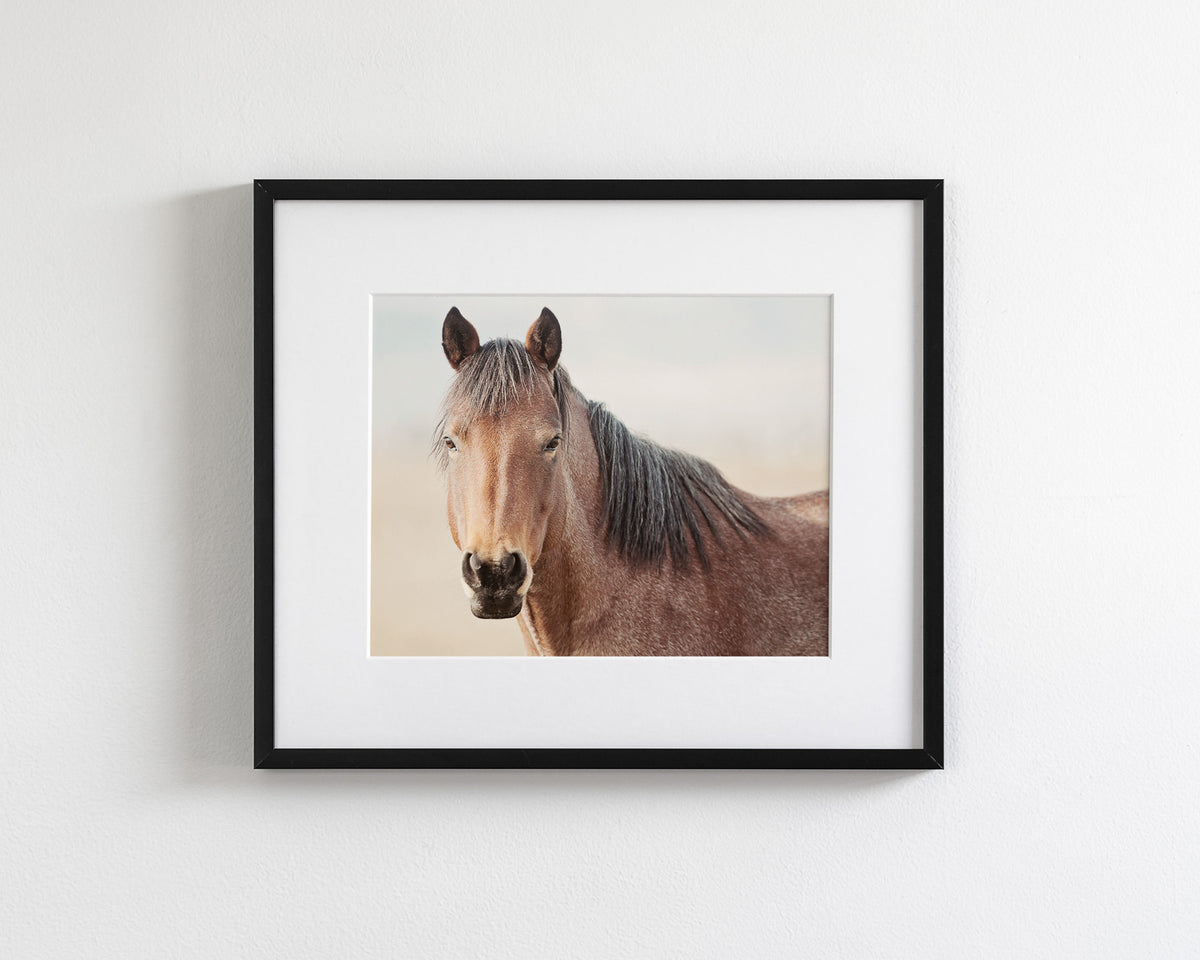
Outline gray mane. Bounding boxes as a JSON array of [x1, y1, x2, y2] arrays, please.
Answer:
[[435, 337, 768, 570], [585, 400, 768, 571]]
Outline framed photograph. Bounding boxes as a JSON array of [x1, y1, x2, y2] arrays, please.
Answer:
[[254, 179, 943, 769]]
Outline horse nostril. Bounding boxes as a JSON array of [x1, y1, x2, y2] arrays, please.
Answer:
[[462, 552, 481, 586], [504, 551, 526, 587]]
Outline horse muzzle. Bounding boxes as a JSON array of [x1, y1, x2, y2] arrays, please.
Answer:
[[462, 550, 528, 619]]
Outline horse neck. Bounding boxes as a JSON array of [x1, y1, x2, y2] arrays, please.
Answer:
[[523, 389, 633, 656]]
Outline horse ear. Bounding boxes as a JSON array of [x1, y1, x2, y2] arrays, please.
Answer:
[[442, 307, 480, 370], [525, 307, 562, 372]]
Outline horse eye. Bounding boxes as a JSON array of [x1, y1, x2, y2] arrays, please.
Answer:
[[443, 437, 457, 452], [544, 436, 562, 452]]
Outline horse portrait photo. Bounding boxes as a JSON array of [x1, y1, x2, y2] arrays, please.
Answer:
[[370, 295, 830, 657]]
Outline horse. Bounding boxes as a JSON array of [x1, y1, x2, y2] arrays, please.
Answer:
[[434, 306, 829, 656]]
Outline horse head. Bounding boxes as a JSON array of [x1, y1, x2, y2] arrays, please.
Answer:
[[436, 306, 567, 619]]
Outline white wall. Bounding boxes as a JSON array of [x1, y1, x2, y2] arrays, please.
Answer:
[[3, 2, 1197, 956]]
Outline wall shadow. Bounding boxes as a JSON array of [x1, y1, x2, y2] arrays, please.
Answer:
[[176, 185, 255, 779], [254, 767, 929, 797]]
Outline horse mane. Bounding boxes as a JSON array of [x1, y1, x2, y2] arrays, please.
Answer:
[[435, 337, 768, 571], [585, 400, 768, 571]]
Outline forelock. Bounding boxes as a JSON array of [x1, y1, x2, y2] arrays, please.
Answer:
[[443, 338, 539, 419], [432, 338, 573, 470]]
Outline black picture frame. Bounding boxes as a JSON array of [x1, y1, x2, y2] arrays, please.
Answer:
[[254, 179, 944, 770]]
